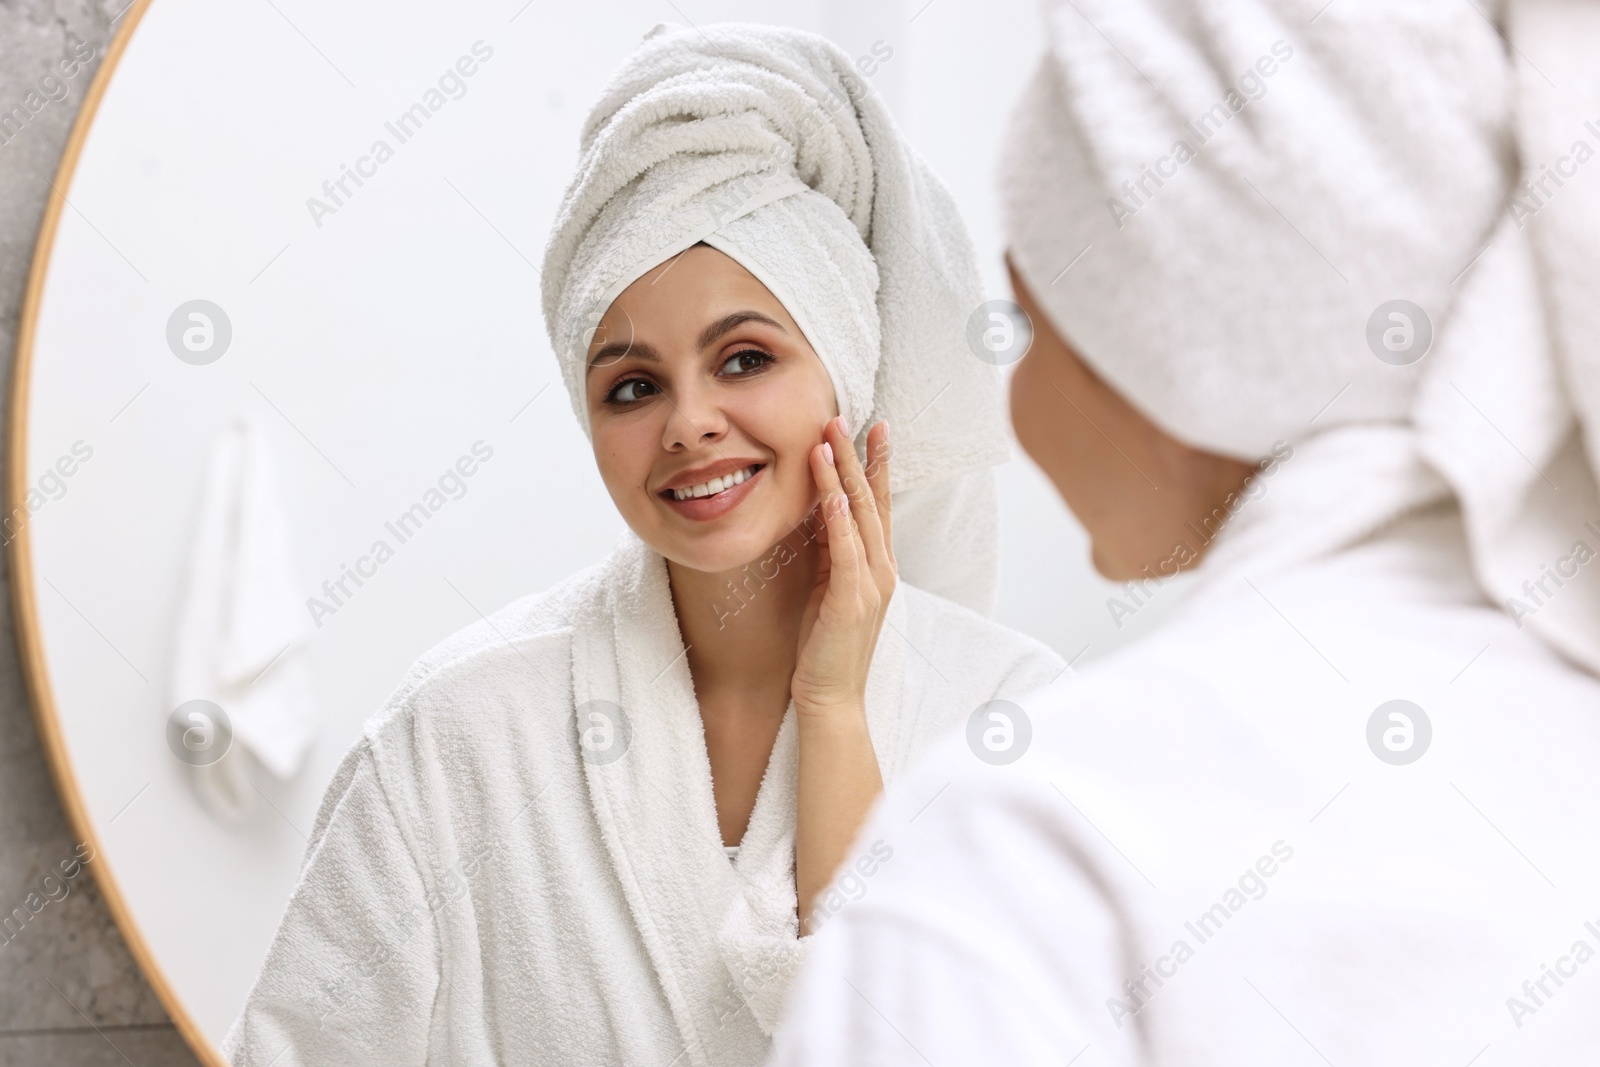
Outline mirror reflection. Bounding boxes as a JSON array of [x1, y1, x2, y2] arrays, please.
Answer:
[[19, 0, 1600, 1064], [21, 1, 1155, 1057]]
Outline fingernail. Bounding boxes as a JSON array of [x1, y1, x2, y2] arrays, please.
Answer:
[[822, 441, 835, 466], [833, 493, 850, 516]]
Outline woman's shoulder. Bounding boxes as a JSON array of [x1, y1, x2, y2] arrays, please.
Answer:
[[359, 560, 610, 743], [301, 563, 616, 859]]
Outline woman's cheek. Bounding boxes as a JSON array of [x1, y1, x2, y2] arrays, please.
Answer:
[[592, 429, 644, 506], [747, 378, 829, 446]]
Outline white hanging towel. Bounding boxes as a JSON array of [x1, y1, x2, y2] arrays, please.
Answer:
[[169, 417, 317, 821]]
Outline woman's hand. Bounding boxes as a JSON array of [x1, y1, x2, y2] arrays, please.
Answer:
[[791, 417, 894, 933], [791, 417, 897, 718]]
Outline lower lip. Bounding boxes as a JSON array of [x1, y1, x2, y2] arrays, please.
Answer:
[[661, 466, 764, 522]]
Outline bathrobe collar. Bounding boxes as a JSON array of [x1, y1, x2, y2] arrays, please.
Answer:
[[570, 532, 908, 1065]]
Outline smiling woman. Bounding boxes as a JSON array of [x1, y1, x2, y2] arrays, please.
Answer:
[[219, 22, 1064, 1067]]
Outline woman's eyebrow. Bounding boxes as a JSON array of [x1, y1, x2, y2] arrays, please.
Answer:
[[698, 310, 786, 350], [587, 340, 659, 373]]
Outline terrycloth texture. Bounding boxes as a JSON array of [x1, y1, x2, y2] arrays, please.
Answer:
[[221, 535, 1062, 1066], [999, 0, 1600, 672], [890, 469, 1002, 617], [770, 484, 1600, 1065], [541, 22, 1011, 614], [169, 418, 317, 821]]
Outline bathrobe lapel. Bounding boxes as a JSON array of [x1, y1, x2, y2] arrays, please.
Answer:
[[570, 534, 908, 1064]]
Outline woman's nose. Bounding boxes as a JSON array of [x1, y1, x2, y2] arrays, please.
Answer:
[[662, 382, 727, 450]]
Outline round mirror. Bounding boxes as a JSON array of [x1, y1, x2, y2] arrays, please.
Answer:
[[11, 0, 1174, 1059]]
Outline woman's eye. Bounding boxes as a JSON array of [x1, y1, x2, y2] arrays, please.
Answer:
[[607, 378, 657, 404], [719, 349, 771, 376]]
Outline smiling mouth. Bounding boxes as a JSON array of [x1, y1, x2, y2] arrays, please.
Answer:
[[662, 464, 763, 502]]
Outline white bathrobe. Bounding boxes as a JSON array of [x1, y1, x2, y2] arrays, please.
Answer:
[[769, 437, 1600, 1065], [768, 0, 1600, 1061], [221, 533, 1062, 1066]]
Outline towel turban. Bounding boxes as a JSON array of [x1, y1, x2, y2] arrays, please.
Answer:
[[541, 22, 1013, 613], [1001, 0, 1600, 671]]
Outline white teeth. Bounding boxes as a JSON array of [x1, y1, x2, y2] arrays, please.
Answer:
[[673, 465, 756, 501]]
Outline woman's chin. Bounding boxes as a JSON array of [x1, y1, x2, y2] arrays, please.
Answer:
[[649, 527, 780, 578], [644, 495, 807, 577]]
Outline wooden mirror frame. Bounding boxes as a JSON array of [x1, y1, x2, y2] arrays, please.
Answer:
[[7, 0, 225, 1063]]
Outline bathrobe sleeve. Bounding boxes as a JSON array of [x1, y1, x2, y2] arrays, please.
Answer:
[[766, 753, 1137, 1067], [222, 739, 442, 1066]]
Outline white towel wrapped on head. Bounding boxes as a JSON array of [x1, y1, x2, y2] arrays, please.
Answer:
[[1000, 0, 1600, 671], [541, 21, 1012, 613]]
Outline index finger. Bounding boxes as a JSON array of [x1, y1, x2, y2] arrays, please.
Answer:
[[825, 417, 890, 572]]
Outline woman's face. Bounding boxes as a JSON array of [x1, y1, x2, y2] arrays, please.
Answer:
[[585, 244, 839, 575]]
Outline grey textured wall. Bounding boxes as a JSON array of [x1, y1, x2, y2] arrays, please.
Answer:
[[0, 1, 201, 1064]]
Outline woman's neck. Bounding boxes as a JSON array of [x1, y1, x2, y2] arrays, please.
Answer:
[[667, 521, 822, 704]]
